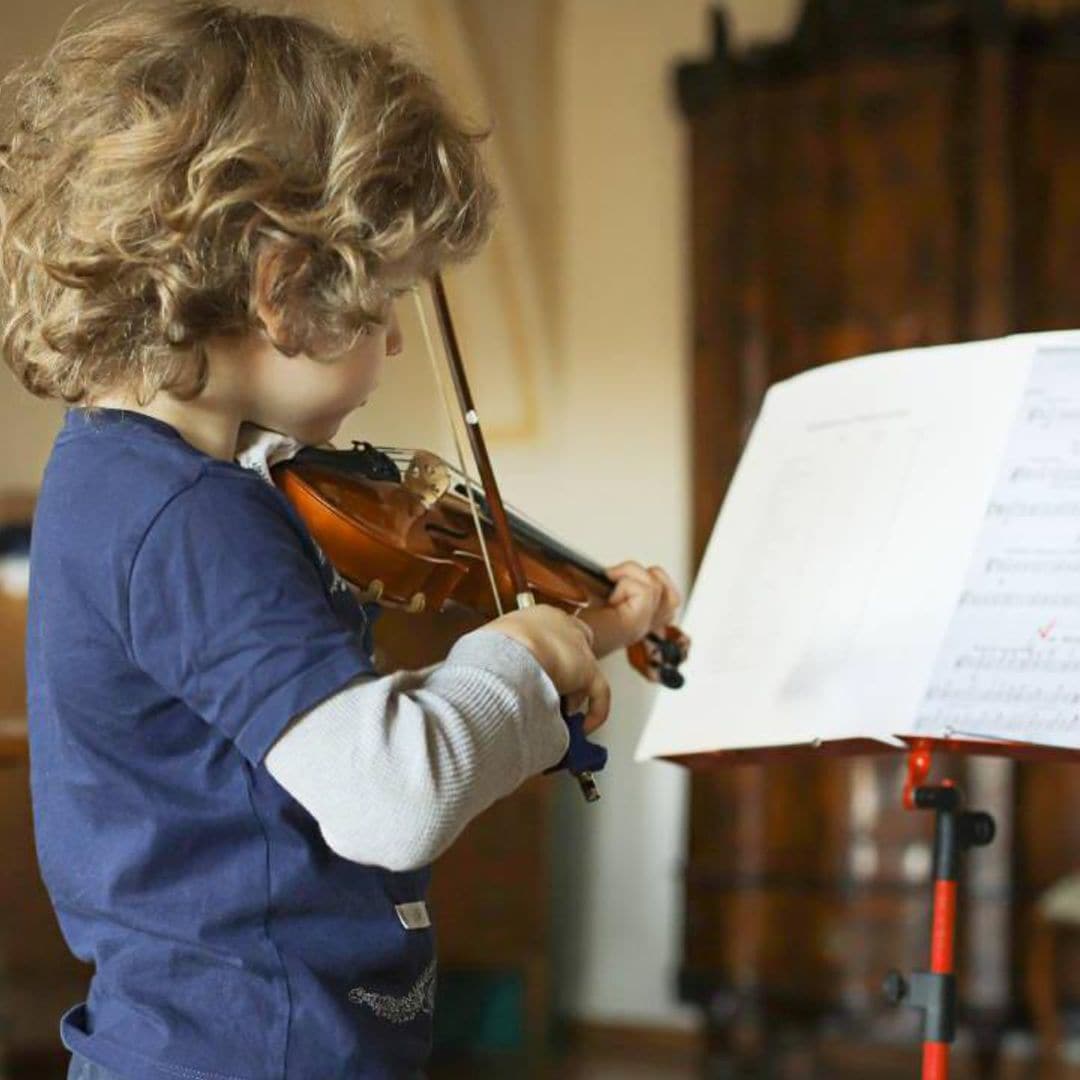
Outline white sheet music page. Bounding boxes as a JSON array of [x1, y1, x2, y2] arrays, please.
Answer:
[[635, 333, 1055, 763], [914, 342, 1080, 748]]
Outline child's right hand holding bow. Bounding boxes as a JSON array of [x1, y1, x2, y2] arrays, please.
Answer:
[[486, 604, 611, 736]]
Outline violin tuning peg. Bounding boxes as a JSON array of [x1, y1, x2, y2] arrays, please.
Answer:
[[659, 666, 685, 690], [659, 638, 684, 665]]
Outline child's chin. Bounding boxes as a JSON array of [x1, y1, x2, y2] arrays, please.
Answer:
[[285, 419, 338, 446], [314, 420, 343, 444]]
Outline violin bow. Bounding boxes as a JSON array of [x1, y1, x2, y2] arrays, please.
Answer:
[[411, 272, 606, 804]]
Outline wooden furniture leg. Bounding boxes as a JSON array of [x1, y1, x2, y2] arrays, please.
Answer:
[[1027, 912, 1064, 1079]]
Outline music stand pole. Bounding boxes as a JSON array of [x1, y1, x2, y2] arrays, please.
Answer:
[[883, 746, 996, 1080]]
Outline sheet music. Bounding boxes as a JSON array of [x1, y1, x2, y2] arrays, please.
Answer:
[[914, 346, 1080, 747], [636, 333, 1054, 762]]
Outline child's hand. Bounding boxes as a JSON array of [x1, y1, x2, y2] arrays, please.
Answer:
[[578, 561, 682, 659], [485, 604, 610, 734]]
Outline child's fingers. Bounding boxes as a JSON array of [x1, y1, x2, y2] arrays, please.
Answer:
[[606, 561, 655, 589], [607, 562, 663, 615], [605, 560, 642, 576], [569, 613, 595, 651], [607, 577, 635, 607], [580, 665, 611, 735], [564, 691, 588, 716], [649, 565, 682, 610], [648, 565, 682, 627]]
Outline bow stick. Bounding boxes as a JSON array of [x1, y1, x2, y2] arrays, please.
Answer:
[[412, 272, 607, 803]]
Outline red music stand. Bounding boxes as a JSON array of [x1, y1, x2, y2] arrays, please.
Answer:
[[667, 734, 1080, 1080]]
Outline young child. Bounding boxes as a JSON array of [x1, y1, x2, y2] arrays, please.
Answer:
[[0, 3, 681, 1078]]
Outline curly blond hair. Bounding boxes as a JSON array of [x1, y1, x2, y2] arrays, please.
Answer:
[[0, 1, 495, 404]]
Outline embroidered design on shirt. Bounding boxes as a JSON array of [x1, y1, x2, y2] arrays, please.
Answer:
[[347, 956, 437, 1024]]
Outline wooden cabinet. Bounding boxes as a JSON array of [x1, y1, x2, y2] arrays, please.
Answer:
[[0, 754, 92, 1073], [429, 775, 553, 1050], [0, 565, 90, 1075], [677, 0, 1080, 1066]]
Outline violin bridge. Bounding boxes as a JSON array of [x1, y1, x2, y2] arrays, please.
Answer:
[[403, 450, 451, 508]]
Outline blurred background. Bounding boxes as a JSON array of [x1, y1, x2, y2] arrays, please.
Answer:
[[9, 0, 1080, 1077]]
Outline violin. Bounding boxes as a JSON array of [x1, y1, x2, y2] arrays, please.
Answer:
[[272, 442, 690, 685], [272, 273, 689, 802]]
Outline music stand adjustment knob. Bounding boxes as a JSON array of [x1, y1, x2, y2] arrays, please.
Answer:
[[882, 970, 908, 1005]]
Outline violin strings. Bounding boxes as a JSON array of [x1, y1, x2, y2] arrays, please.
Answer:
[[411, 285, 505, 616]]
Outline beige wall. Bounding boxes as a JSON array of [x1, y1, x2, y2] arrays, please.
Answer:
[[548, 0, 800, 1027], [0, 0, 801, 1027]]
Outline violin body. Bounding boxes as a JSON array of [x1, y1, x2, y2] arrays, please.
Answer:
[[274, 443, 610, 617]]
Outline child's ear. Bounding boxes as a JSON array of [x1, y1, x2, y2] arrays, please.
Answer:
[[251, 240, 312, 357]]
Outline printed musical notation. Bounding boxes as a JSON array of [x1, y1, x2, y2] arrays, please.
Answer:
[[957, 592, 1080, 608], [916, 347, 1080, 747], [954, 648, 1080, 674], [924, 681, 1080, 706]]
